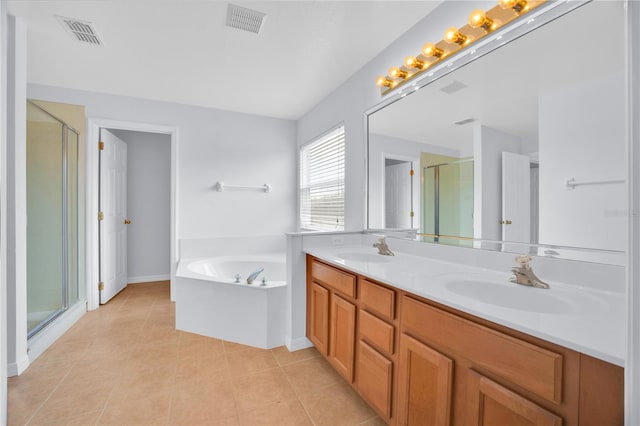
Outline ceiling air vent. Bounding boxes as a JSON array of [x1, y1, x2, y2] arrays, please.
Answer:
[[439, 80, 468, 95], [56, 15, 104, 46], [226, 4, 266, 34], [454, 118, 476, 126]]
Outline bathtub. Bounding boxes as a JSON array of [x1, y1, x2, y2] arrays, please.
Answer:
[[175, 253, 286, 349], [178, 254, 286, 288]]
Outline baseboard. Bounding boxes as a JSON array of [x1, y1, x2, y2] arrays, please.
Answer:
[[127, 274, 170, 284], [286, 336, 313, 352], [26, 302, 86, 368], [7, 355, 29, 377]]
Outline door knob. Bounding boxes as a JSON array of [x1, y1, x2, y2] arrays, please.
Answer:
[[124, 219, 131, 225]]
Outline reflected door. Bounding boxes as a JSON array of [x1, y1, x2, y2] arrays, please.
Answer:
[[501, 152, 531, 243], [385, 159, 414, 229]]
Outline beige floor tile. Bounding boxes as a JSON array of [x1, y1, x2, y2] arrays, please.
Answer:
[[169, 380, 238, 425], [358, 416, 388, 426], [223, 340, 255, 353], [271, 346, 321, 367], [302, 382, 377, 426], [281, 356, 343, 401], [28, 390, 111, 424], [28, 409, 102, 426], [98, 392, 171, 425], [226, 347, 278, 377], [231, 367, 296, 413], [237, 398, 312, 426], [174, 352, 229, 389]]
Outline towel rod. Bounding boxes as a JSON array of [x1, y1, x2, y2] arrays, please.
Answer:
[[565, 177, 624, 190], [215, 181, 271, 193]]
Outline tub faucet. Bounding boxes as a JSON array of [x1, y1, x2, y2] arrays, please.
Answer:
[[373, 236, 395, 256], [509, 255, 550, 289], [247, 268, 264, 284]]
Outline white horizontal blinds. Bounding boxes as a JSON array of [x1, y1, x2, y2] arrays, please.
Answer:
[[300, 126, 345, 231]]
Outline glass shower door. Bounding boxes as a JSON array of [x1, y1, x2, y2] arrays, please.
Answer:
[[26, 101, 80, 337]]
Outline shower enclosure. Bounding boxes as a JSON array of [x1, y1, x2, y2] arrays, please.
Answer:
[[26, 101, 80, 338], [423, 159, 474, 240]]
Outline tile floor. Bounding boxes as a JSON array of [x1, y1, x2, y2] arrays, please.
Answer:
[[8, 281, 385, 426]]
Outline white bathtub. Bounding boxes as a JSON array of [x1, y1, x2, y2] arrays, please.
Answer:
[[178, 254, 286, 288], [175, 253, 286, 349]]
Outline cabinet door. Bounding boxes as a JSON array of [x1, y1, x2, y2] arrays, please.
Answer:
[[308, 282, 329, 355], [358, 341, 393, 419], [466, 370, 562, 426], [329, 293, 356, 382], [396, 334, 453, 426]]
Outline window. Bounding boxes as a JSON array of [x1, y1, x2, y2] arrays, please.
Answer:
[[299, 126, 345, 231]]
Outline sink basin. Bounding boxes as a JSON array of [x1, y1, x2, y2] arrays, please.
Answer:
[[335, 252, 394, 263], [442, 275, 606, 314]]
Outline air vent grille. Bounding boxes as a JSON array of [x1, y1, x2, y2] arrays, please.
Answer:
[[56, 15, 104, 46], [226, 4, 266, 34], [439, 80, 468, 95], [454, 118, 476, 126]]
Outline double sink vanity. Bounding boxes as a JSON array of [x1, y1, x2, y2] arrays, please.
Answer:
[[304, 242, 624, 426]]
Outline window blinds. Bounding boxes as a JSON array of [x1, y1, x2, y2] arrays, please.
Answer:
[[299, 126, 345, 231]]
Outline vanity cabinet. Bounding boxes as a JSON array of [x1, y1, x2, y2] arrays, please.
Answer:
[[307, 257, 357, 382], [305, 255, 624, 426]]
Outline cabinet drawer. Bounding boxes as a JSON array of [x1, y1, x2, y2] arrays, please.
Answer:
[[357, 341, 393, 419], [311, 260, 356, 298], [360, 279, 395, 320], [360, 309, 395, 355], [402, 296, 563, 404]]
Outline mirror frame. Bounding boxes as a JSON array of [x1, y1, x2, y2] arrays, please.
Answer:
[[364, 0, 626, 265]]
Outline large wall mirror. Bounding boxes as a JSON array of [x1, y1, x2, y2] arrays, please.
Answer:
[[367, 0, 626, 264]]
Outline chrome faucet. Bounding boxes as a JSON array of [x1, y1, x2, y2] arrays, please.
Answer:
[[246, 267, 264, 284], [373, 236, 395, 256], [510, 255, 550, 289]]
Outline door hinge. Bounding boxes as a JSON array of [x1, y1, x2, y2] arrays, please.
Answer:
[[98, 141, 104, 150], [98, 282, 104, 291], [98, 211, 104, 221]]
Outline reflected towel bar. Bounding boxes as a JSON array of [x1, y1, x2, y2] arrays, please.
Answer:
[[565, 177, 625, 190], [214, 181, 271, 193]]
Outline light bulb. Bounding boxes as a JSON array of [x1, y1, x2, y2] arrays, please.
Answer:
[[422, 43, 444, 58], [405, 56, 425, 70], [468, 9, 495, 31], [444, 27, 467, 45], [389, 66, 409, 79], [498, 0, 528, 14], [376, 76, 393, 88]]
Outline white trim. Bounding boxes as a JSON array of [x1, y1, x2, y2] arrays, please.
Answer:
[[127, 274, 170, 284], [626, 0, 639, 424], [285, 336, 313, 352], [26, 301, 85, 366], [86, 118, 178, 310], [6, 355, 28, 377]]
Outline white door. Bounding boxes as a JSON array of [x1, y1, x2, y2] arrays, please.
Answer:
[[385, 161, 413, 229], [99, 129, 128, 304], [501, 152, 530, 243]]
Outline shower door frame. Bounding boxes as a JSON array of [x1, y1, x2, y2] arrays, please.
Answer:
[[26, 101, 79, 339]]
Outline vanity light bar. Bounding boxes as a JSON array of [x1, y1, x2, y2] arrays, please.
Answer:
[[375, 0, 546, 94]]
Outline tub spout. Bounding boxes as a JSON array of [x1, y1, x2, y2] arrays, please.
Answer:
[[247, 268, 264, 284]]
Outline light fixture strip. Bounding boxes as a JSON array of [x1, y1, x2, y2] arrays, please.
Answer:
[[376, 0, 547, 94]]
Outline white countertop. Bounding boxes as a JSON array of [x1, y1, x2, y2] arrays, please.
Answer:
[[305, 245, 626, 367]]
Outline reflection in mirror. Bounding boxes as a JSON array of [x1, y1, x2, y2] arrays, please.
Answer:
[[367, 1, 626, 261]]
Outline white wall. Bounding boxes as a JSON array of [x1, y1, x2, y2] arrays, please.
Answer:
[[6, 15, 28, 378], [28, 84, 298, 243], [110, 130, 171, 283], [473, 124, 522, 241], [538, 70, 626, 251], [0, 2, 7, 423]]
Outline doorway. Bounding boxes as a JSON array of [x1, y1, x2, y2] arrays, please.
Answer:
[[382, 154, 420, 230], [87, 118, 178, 311]]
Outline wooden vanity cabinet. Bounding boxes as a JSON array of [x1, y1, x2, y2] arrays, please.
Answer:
[[306, 256, 357, 382], [305, 255, 624, 426]]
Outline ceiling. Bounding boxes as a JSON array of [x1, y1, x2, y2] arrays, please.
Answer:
[[6, 1, 442, 120]]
